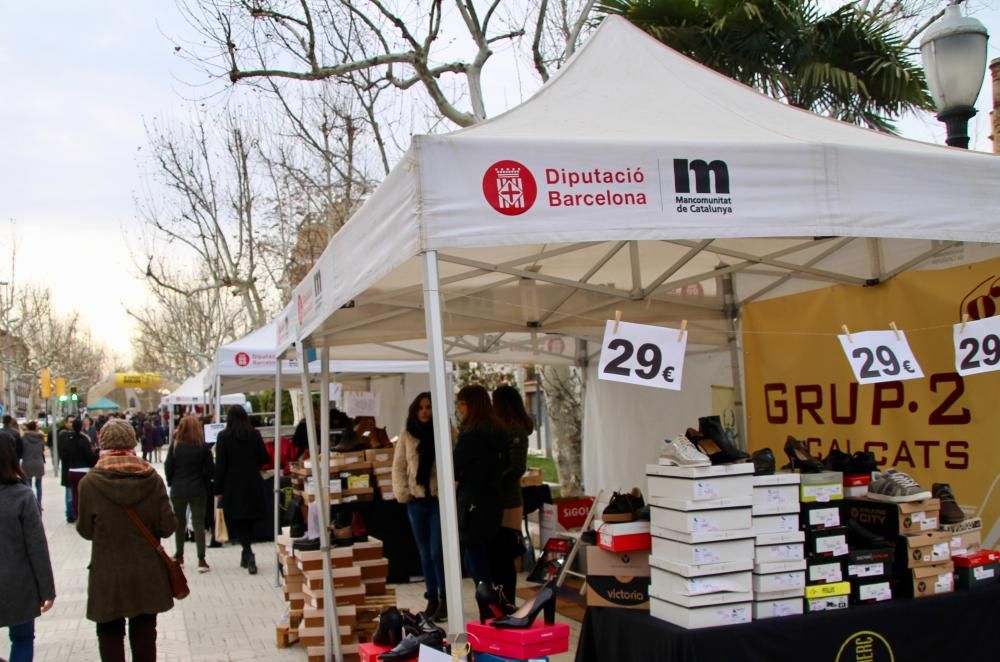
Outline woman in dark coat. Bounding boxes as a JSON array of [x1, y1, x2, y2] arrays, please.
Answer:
[[0, 430, 56, 662], [489, 385, 532, 603], [76, 419, 175, 662], [453, 384, 509, 587], [214, 405, 269, 574], [165, 415, 215, 572], [59, 416, 96, 523]]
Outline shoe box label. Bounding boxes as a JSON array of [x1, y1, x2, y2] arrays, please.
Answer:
[[805, 505, 840, 529], [847, 563, 884, 578], [854, 580, 892, 603], [585, 546, 651, 576], [585, 574, 651, 609], [808, 561, 843, 584]]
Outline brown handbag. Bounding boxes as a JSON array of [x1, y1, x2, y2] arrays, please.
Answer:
[[123, 506, 190, 600]]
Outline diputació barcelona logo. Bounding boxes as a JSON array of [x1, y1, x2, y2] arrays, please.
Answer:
[[483, 160, 537, 216]]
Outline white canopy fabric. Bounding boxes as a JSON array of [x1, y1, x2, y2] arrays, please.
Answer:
[[282, 15, 1000, 356], [161, 369, 247, 407]]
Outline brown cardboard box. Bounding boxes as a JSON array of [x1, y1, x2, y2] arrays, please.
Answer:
[[303, 566, 363, 590], [585, 546, 650, 610], [950, 529, 983, 556], [357, 558, 389, 580], [901, 531, 952, 568], [351, 539, 384, 562], [297, 547, 354, 572], [365, 448, 394, 463], [307, 642, 358, 662], [305, 583, 366, 608], [298, 625, 354, 646], [302, 605, 356, 629], [842, 498, 941, 536], [331, 450, 367, 466], [909, 562, 955, 598]]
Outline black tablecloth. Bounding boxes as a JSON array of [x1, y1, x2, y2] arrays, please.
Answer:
[[357, 499, 422, 582], [576, 584, 1000, 662]]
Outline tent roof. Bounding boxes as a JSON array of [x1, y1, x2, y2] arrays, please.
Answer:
[[87, 396, 120, 411], [282, 16, 1000, 353]]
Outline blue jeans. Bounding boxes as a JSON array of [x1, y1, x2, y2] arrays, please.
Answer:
[[407, 499, 446, 598], [65, 486, 74, 520], [463, 541, 491, 586], [9, 619, 34, 662]]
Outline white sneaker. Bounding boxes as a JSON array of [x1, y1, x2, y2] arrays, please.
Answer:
[[659, 435, 711, 467]]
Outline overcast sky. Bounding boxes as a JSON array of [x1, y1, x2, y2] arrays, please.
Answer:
[[2, 1, 1000, 367]]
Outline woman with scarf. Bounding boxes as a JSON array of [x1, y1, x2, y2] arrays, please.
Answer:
[[76, 419, 175, 662], [392, 392, 447, 622]]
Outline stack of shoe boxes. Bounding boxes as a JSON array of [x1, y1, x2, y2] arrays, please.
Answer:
[[751, 472, 804, 619], [800, 471, 851, 613], [647, 463, 755, 628]]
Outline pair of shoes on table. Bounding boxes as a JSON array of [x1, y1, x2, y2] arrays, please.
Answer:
[[602, 488, 645, 523], [823, 449, 878, 475], [784, 436, 824, 473], [489, 580, 557, 629], [933, 483, 966, 524], [660, 435, 710, 467], [292, 536, 320, 552], [376, 609, 446, 660], [690, 415, 749, 465], [751, 448, 775, 475], [475, 582, 517, 624], [868, 469, 931, 503]]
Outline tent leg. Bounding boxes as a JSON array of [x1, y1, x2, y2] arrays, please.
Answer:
[[297, 342, 342, 662], [721, 272, 748, 450], [274, 356, 283, 588], [421, 250, 465, 636], [214, 375, 222, 424]]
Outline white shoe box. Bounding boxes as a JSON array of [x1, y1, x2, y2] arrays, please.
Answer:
[[752, 587, 804, 601], [650, 502, 752, 534], [752, 597, 803, 619], [650, 596, 752, 629], [753, 513, 800, 534], [652, 525, 754, 544], [755, 530, 805, 546], [755, 542, 805, 563], [648, 463, 755, 478], [651, 565, 752, 596], [652, 532, 754, 566], [754, 559, 807, 574], [651, 555, 753, 579], [752, 473, 801, 515], [752, 567, 806, 593], [650, 584, 754, 608], [648, 464, 754, 505]]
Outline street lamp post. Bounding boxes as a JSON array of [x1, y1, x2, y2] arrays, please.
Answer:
[[920, 2, 990, 149]]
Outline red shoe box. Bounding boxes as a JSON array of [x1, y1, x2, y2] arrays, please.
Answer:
[[359, 642, 393, 662], [466, 620, 570, 659], [598, 520, 652, 552], [954, 550, 1000, 590], [842, 474, 871, 498]]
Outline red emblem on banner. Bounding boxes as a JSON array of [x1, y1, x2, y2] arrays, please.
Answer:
[[483, 160, 537, 216], [235, 352, 251, 367]]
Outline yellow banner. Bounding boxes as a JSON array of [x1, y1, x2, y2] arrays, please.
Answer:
[[114, 372, 162, 389], [744, 257, 1000, 546]]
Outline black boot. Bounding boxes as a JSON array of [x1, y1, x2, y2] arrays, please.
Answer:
[[247, 551, 257, 575], [422, 594, 439, 620], [431, 596, 448, 623], [240, 548, 248, 568]]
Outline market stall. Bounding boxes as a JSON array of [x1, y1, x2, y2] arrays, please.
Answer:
[[275, 14, 1000, 659]]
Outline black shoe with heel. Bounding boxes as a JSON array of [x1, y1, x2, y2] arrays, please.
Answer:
[[475, 582, 517, 624], [490, 581, 556, 629], [784, 436, 824, 473]]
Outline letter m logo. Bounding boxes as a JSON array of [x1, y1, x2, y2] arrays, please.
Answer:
[[673, 159, 730, 194]]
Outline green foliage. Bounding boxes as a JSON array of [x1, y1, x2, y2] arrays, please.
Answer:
[[598, 0, 933, 132], [244, 389, 295, 425], [527, 455, 560, 483]]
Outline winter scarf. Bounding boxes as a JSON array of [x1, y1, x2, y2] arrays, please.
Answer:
[[95, 449, 153, 475], [407, 419, 436, 493]]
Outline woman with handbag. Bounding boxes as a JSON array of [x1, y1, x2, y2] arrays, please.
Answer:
[[77, 419, 176, 662], [165, 415, 214, 572], [214, 405, 269, 574]]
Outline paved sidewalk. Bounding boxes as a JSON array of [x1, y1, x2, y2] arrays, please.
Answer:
[[28, 467, 579, 661]]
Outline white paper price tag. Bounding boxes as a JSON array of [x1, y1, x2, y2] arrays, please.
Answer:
[[598, 320, 687, 390], [954, 315, 1000, 376], [839, 330, 924, 384]]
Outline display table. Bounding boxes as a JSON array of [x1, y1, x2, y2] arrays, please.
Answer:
[[576, 584, 1000, 662]]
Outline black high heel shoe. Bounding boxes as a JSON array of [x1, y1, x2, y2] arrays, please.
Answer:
[[475, 582, 517, 624], [490, 581, 556, 629], [784, 436, 824, 473]]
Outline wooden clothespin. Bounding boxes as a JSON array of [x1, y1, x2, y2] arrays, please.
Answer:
[[613, 310, 623, 334], [960, 313, 970, 334], [889, 322, 901, 341], [678, 319, 688, 341], [842, 324, 853, 342]]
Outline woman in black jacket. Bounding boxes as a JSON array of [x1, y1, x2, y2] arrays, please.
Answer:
[[453, 384, 509, 587], [58, 417, 96, 523], [490, 385, 532, 603], [165, 415, 215, 573], [214, 405, 269, 574]]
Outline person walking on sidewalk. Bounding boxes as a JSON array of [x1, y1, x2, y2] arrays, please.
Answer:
[[214, 405, 268, 575], [76, 419, 175, 662], [58, 416, 95, 523], [21, 421, 46, 509], [165, 415, 214, 573], [1, 430, 56, 662]]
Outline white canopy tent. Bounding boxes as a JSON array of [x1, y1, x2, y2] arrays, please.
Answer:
[[277, 15, 1000, 652]]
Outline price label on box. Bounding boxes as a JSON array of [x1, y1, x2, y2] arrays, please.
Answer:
[[954, 315, 1000, 376], [838, 329, 924, 384], [598, 320, 687, 391]]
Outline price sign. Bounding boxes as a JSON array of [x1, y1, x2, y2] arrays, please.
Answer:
[[328, 382, 343, 405], [203, 423, 225, 445], [344, 391, 380, 417], [954, 315, 1000, 376], [598, 320, 688, 390], [838, 330, 923, 384]]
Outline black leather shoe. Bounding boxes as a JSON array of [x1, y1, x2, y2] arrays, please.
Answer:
[[247, 553, 258, 575], [698, 416, 749, 463], [240, 549, 248, 568], [823, 449, 852, 473], [476, 581, 516, 624], [378, 624, 445, 660], [491, 581, 556, 629], [292, 536, 320, 551], [751, 448, 775, 476], [373, 607, 403, 647], [784, 436, 824, 473]]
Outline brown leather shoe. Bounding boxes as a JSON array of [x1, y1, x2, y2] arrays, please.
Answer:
[[932, 483, 965, 524]]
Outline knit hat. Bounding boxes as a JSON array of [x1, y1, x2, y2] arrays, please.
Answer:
[[99, 419, 137, 450]]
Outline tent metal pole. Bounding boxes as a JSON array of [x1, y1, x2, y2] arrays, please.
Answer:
[[273, 355, 283, 588], [214, 374, 222, 423], [421, 250, 465, 636], [297, 342, 342, 662]]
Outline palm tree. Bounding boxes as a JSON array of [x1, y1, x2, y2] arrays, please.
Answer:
[[598, 0, 933, 132]]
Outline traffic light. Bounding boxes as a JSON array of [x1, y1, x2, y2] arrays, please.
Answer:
[[70, 386, 78, 402], [40, 368, 51, 399], [55, 376, 66, 399]]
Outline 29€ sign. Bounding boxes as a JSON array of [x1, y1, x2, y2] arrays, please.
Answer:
[[598, 320, 688, 391]]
